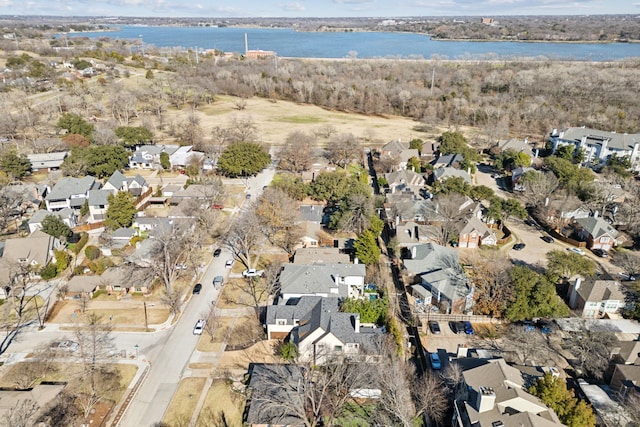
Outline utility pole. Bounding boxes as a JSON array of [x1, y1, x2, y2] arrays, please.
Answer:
[[143, 301, 149, 330]]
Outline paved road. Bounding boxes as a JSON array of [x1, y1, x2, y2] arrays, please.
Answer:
[[118, 165, 276, 427]]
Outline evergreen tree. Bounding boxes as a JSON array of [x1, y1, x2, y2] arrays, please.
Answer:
[[56, 112, 94, 138], [217, 142, 271, 177], [505, 266, 569, 321], [159, 152, 170, 170], [115, 126, 153, 148], [41, 215, 73, 239], [354, 230, 380, 266], [0, 151, 31, 179], [529, 373, 596, 427], [105, 192, 137, 230]]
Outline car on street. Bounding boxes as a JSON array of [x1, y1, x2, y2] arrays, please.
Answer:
[[567, 247, 585, 255], [192, 283, 202, 295], [592, 248, 608, 258], [213, 275, 224, 288], [524, 218, 536, 227], [449, 321, 466, 334], [428, 321, 441, 334], [463, 321, 475, 335], [513, 243, 526, 251], [51, 340, 79, 352], [242, 269, 265, 278], [225, 259, 234, 268], [541, 236, 555, 244], [619, 272, 637, 281], [429, 352, 441, 370], [193, 319, 205, 335], [213, 247, 222, 257], [245, 193, 252, 199]]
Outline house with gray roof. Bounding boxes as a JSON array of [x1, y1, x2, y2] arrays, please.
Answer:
[[550, 126, 640, 170], [129, 144, 180, 169], [421, 267, 474, 314], [434, 153, 464, 169], [278, 263, 366, 302], [453, 358, 564, 427], [87, 189, 112, 223], [402, 243, 459, 276], [493, 137, 535, 159], [298, 204, 325, 224], [568, 277, 626, 319], [432, 167, 471, 184], [133, 217, 173, 234], [103, 170, 149, 197], [28, 208, 76, 233], [574, 216, 620, 251], [45, 176, 100, 211], [293, 247, 350, 265], [278, 296, 384, 365], [27, 151, 68, 171], [170, 145, 204, 169], [396, 221, 432, 247]]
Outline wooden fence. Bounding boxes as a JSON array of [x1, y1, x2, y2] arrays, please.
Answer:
[[74, 221, 105, 232], [549, 230, 587, 248]]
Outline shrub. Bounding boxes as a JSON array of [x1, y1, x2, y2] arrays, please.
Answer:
[[278, 341, 298, 361], [55, 250, 71, 273], [72, 265, 85, 276], [40, 263, 58, 280], [71, 233, 89, 254], [84, 245, 101, 260], [92, 289, 107, 299]]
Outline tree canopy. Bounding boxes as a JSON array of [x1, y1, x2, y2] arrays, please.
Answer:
[[41, 215, 73, 239], [105, 192, 137, 230], [0, 151, 31, 179], [217, 142, 271, 177], [56, 113, 94, 138], [354, 230, 380, 266], [437, 131, 480, 172], [115, 126, 153, 148], [494, 148, 531, 171], [505, 266, 569, 321], [529, 373, 596, 427], [62, 145, 129, 178], [545, 250, 596, 283]]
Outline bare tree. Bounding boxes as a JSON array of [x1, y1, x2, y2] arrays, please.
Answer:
[[201, 305, 221, 343], [2, 399, 39, 427], [412, 372, 448, 425], [521, 170, 560, 208], [228, 116, 258, 143], [462, 252, 513, 317], [0, 186, 23, 233], [424, 193, 466, 246], [561, 323, 616, 380], [162, 290, 182, 316], [147, 220, 201, 292], [73, 312, 117, 419], [376, 352, 416, 427], [223, 210, 264, 270], [325, 133, 362, 168], [278, 131, 314, 173], [5, 343, 58, 389], [613, 252, 640, 278], [254, 188, 303, 254]]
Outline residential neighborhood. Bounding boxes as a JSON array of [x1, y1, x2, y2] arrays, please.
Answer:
[[0, 21, 639, 427]]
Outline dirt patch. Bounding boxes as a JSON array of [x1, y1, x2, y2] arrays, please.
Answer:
[[48, 300, 170, 326], [196, 380, 245, 427], [163, 377, 207, 426], [188, 363, 213, 370], [217, 279, 253, 309]]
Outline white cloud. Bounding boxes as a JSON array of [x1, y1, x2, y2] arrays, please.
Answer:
[[281, 2, 306, 11]]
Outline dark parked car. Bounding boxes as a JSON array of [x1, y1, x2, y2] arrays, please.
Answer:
[[192, 283, 202, 295], [592, 248, 608, 258], [463, 321, 475, 335], [213, 247, 222, 257], [449, 321, 466, 334], [524, 218, 536, 227], [541, 236, 554, 244], [513, 243, 526, 251], [428, 321, 441, 334]]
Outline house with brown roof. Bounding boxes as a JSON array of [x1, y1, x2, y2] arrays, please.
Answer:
[[453, 358, 564, 427], [568, 277, 626, 319], [1, 230, 60, 268], [609, 363, 640, 397], [384, 168, 425, 197], [379, 139, 419, 171], [457, 217, 497, 248]]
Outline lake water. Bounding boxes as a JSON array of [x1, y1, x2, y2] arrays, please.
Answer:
[[67, 25, 640, 61]]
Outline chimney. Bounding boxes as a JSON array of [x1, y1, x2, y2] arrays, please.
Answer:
[[411, 246, 417, 259], [476, 387, 496, 413], [569, 277, 581, 308], [352, 314, 360, 333], [414, 225, 419, 241]]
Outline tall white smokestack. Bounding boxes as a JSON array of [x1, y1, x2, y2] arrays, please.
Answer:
[[244, 33, 248, 54]]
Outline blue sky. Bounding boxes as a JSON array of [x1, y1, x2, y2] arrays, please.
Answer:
[[1, 0, 638, 17]]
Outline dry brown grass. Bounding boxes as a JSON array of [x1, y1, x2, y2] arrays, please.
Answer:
[[217, 340, 280, 372], [196, 317, 235, 352], [163, 377, 207, 427], [196, 380, 245, 427], [48, 300, 170, 325]]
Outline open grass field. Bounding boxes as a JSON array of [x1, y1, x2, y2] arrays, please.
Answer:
[[48, 299, 170, 326], [163, 377, 207, 426], [196, 380, 245, 427]]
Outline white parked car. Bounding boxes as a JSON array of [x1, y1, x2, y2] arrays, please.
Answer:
[[193, 319, 205, 335], [567, 247, 585, 255], [242, 269, 264, 278], [225, 259, 234, 269]]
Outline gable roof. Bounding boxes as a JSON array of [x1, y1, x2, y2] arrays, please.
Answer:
[[293, 247, 350, 265], [46, 176, 99, 201], [385, 168, 425, 187], [433, 167, 471, 183], [421, 267, 471, 302], [2, 230, 56, 266], [434, 153, 464, 167], [403, 243, 459, 276], [577, 279, 625, 303], [88, 189, 112, 207], [298, 205, 324, 223], [29, 208, 74, 225], [459, 217, 496, 241], [106, 170, 127, 190], [616, 341, 640, 364], [279, 263, 365, 298], [381, 139, 409, 155], [555, 127, 640, 152], [575, 216, 618, 239]]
